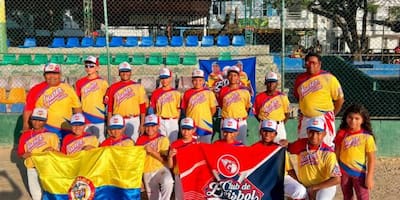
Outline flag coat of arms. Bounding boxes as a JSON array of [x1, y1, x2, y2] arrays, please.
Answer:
[[177, 143, 285, 200]]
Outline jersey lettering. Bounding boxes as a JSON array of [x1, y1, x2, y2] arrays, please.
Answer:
[[67, 139, 85, 154], [115, 87, 134, 105], [300, 79, 322, 98], [189, 92, 206, 107], [224, 92, 241, 107], [262, 99, 281, 116], [344, 137, 361, 149], [43, 88, 68, 107], [26, 135, 46, 152], [82, 82, 100, 98]]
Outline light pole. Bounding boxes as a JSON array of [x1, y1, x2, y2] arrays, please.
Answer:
[[280, 0, 286, 92]]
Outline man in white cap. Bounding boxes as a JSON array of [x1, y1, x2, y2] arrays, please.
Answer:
[[23, 63, 82, 139], [181, 69, 217, 143], [254, 71, 290, 143], [218, 66, 251, 144], [105, 61, 148, 142], [136, 114, 174, 200], [75, 56, 109, 142], [150, 68, 181, 142]]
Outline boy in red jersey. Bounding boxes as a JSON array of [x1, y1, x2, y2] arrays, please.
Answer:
[[61, 113, 99, 154], [214, 118, 244, 146], [100, 114, 134, 147], [18, 108, 59, 200]]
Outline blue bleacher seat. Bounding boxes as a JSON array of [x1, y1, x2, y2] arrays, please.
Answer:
[[185, 35, 199, 47], [49, 37, 65, 48], [94, 37, 106, 47], [201, 36, 214, 47], [109, 37, 123, 47], [217, 35, 230, 46], [232, 35, 245, 46], [0, 103, 6, 112], [170, 36, 183, 47], [65, 37, 80, 48], [273, 56, 305, 73], [361, 69, 400, 78], [140, 36, 153, 47], [155, 36, 168, 47], [10, 103, 25, 113], [81, 37, 94, 47], [124, 37, 138, 47], [19, 38, 36, 48]]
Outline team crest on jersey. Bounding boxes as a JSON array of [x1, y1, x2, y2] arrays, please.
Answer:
[[299, 79, 322, 98], [68, 176, 95, 200], [43, 87, 68, 107], [217, 154, 240, 178]]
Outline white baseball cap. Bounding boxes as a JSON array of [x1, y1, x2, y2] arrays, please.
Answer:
[[222, 66, 230, 77], [44, 63, 61, 73], [221, 118, 238, 132], [181, 117, 195, 129], [70, 113, 85, 126], [109, 114, 125, 129], [192, 69, 205, 78], [306, 116, 325, 132], [260, 119, 277, 132], [118, 61, 131, 72], [84, 55, 98, 65], [265, 72, 278, 82], [31, 108, 47, 121], [144, 114, 159, 126], [228, 65, 240, 74], [159, 68, 172, 79]]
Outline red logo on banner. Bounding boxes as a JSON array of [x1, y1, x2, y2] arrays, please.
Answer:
[[217, 154, 240, 178]]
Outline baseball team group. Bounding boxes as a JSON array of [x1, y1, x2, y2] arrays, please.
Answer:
[[18, 52, 376, 200]]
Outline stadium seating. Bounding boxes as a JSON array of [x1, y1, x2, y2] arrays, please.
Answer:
[[217, 35, 230, 47], [31, 54, 48, 65], [65, 54, 82, 65], [155, 36, 168, 47], [182, 52, 197, 65], [94, 37, 106, 47], [201, 36, 214, 47], [81, 37, 94, 47], [50, 54, 65, 64], [49, 37, 65, 48], [19, 38, 36, 48], [0, 103, 6, 112], [9, 76, 29, 91], [148, 52, 163, 65], [166, 52, 180, 65], [218, 52, 232, 61], [10, 103, 25, 113], [112, 53, 130, 65], [140, 36, 153, 47], [232, 35, 245, 46], [0, 54, 17, 65], [109, 37, 123, 47], [5, 88, 26, 104], [99, 54, 111, 65], [131, 53, 146, 65], [0, 77, 8, 91], [15, 54, 32, 65], [170, 36, 183, 47], [124, 37, 138, 47], [185, 35, 199, 47], [66, 37, 80, 48]]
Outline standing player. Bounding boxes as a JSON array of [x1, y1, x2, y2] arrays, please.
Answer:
[[213, 118, 245, 146], [218, 66, 251, 144], [168, 117, 198, 200], [181, 69, 217, 143], [100, 114, 135, 147], [23, 63, 82, 139], [150, 68, 181, 142], [136, 114, 174, 200], [75, 56, 108, 142], [105, 62, 148, 142], [235, 61, 250, 87], [294, 52, 344, 146], [284, 117, 341, 200], [207, 61, 223, 93], [18, 108, 59, 200], [61, 113, 99, 154], [254, 72, 290, 142]]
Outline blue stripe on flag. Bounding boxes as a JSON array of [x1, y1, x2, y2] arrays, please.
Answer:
[[43, 186, 141, 200]]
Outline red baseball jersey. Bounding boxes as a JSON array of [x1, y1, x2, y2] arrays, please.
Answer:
[[100, 135, 134, 147], [61, 132, 99, 154]]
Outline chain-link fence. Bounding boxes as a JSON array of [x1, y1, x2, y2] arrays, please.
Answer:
[[0, 0, 399, 118]]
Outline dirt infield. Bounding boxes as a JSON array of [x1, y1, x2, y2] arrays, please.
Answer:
[[0, 147, 399, 199]]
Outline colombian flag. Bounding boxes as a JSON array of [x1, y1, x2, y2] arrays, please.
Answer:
[[32, 146, 146, 200]]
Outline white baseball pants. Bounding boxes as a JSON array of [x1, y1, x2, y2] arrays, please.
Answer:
[[159, 118, 179, 143], [314, 185, 337, 200], [85, 123, 105, 143], [143, 166, 174, 200], [27, 168, 42, 200], [284, 175, 307, 199], [274, 121, 287, 143], [124, 116, 140, 142], [174, 174, 183, 200]]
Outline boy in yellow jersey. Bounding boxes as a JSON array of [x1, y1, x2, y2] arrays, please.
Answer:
[[181, 69, 217, 143], [168, 117, 198, 200], [254, 72, 290, 142], [61, 113, 99, 154], [285, 117, 341, 200], [150, 68, 181, 142], [75, 56, 108, 142], [207, 61, 223, 93], [213, 118, 245, 146], [136, 114, 173, 200], [18, 108, 59, 200], [100, 114, 134, 147], [252, 119, 307, 199]]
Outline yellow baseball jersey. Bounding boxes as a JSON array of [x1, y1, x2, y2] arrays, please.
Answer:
[[76, 77, 109, 123], [207, 73, 223, 89], [294, 71, 343, 117], [61, 132, 99, 155], [136, 134, 170, 173], [150, 88, 181, 118], [335, 129, 376, 177], [240, 72, 250, 87], [182, 88, 218, 135], [17, 129, 60, 168], [26, 82, 81, 135], [219, 86, 251, 119], [254, 91, 290, 121], [288, 138, 341, 187], [106, 81, 148, 116]]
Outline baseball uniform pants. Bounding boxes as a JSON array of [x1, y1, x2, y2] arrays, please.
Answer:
[[159, 118, 179, 143], [284, 175, 307, 199], [143, 166, 174, 200], [297, 111, 336, 147], [27, 168, 42, 200], [173, 174, 183, 200], [274, 121, 287, 143], [314, 185, 337, 200], [85, 123, 105, 143], [124, 116, 140, 142]]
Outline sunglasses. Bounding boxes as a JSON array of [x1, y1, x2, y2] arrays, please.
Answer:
[[306, 61, 319, 65], [85, 64, 96, 68]]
